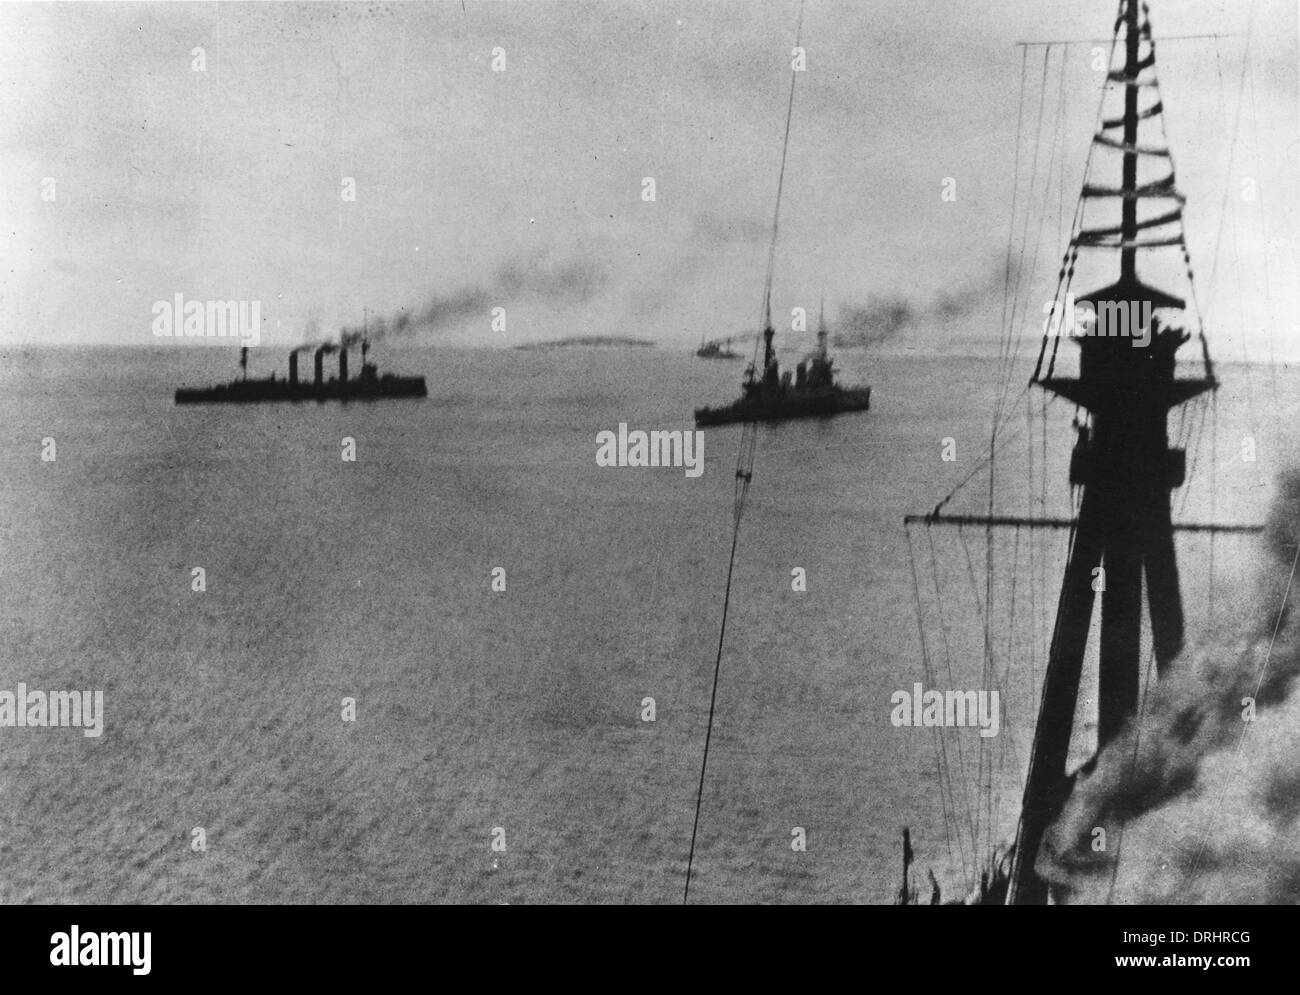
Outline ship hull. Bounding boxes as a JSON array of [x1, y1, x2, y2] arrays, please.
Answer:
[[175, 377, 427, 404], [694, 385, 870, 426]]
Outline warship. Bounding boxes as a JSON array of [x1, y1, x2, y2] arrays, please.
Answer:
[[695, 336, 742, 360], [693, 309, 870, 426], [174, 340, 426, 404], [692, 1, 869, 428], [683, 1, 871, 904]]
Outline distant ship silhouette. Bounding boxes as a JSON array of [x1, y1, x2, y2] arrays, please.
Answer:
[[174, 340, 426, 404]]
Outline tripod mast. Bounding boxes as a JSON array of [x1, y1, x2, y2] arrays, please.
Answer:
[[1006, 0, 1215, 904]]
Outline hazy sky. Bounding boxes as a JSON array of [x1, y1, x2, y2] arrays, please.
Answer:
[[2, 0, 1296, 359]]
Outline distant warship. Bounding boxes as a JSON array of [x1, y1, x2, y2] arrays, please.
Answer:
[[695, 336, 742, 360], [174, 340, 426, 404], [694, 306, 870, 426], [692, 0, 869, 428]]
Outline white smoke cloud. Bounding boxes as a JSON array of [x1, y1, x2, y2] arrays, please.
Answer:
[[1040, 471, 1300, 903]]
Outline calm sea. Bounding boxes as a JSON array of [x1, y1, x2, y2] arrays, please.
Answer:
[[0, 343, 1292, 903]]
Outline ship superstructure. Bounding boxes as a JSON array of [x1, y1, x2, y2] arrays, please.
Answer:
[[174, 340, 426, 404]]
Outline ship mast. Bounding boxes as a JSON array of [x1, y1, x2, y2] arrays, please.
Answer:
[[816, 293, 827, 359], [755, 1, 804, 387], [1006, 0, 1215, 904]]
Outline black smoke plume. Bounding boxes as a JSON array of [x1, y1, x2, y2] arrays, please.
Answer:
[[831, 260, 1008, 349], [333, 250, 607, 348]]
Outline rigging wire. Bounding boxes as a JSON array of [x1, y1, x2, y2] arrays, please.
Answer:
[[1244, 41, 1281, 423], [1209, 391, 1217, 619], [683, 418, 757, 905], [981, 48, 1072, 849], [685, 0, 802, 905], [760, 1, 804, 333], [927, 391, 1062, 519], [1036, 25, 1123, 384], [925, 528, 981, 871], [993, 45, 1034, 420], [905, 526, 962, 874], [958, 525, 997, 854], [995, 44, 1054, 431], [1039, 394, 1051, 684], [991, 524, 1028, 841], [934, 32, 1093, 518]]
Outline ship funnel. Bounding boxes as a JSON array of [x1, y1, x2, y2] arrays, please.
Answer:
[[339, 346, 348, 384], [289, 351, 298, 385]]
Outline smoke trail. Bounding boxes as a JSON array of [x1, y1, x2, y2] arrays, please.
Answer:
[[1039, 471, 1300, 903], [334, 250, 608, 348], [832, 294, 915, 347], [830, 259, 1009, 349]]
